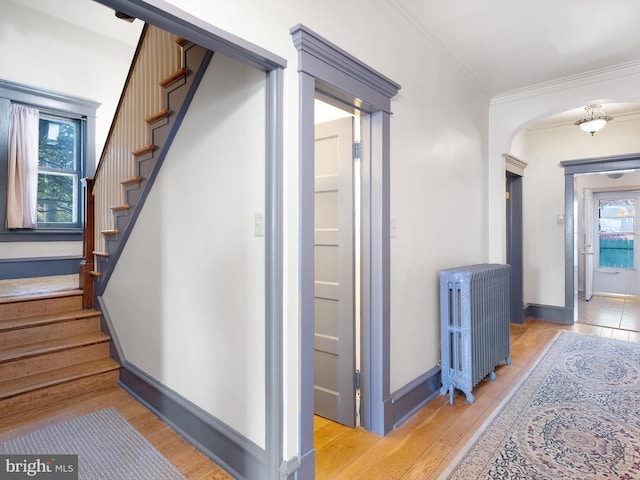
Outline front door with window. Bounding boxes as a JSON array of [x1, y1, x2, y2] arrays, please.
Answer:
[[593, 191, 640, 296]]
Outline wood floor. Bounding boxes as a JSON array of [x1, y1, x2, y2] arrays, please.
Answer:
[[0, 386, 232, 480], [314, 318, 640, 480]]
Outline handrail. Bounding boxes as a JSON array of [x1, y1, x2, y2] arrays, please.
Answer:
[[93, 23, 149, 181]]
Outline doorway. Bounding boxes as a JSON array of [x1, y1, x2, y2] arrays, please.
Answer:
[[562, 154, 640, 324], [292, 23, 400, 479]]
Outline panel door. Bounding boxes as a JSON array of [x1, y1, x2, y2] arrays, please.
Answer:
[[593, 191, 640, 296], [314, 116, 355, 427]]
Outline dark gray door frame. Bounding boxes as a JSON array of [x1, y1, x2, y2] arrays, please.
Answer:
[[561, 152, 640, 324], [506, 171, 524, 324], [291, 24, 400, 480]]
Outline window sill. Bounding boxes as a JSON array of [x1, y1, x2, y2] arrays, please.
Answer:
[[0, 228, 83, 242]]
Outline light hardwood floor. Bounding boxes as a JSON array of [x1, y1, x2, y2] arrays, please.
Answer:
[[2, 315, 637, 480], [0, 386, 232, 480], [314, 319, 640, 480]]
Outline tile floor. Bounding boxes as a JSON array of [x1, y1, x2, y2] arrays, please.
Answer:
[[578, 294, 640, 333]]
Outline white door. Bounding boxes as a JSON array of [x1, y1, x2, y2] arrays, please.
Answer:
[[314, 117, 356, 427], [593, 191, 640, 296], [583, 188, 594, 300]]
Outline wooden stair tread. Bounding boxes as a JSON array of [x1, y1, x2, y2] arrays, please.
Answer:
[[111, 204, 129, 212], [160, 67, 189, 88], [92, 251, 109, 258], [0, 358, 119, 399], [146, 108, 171, 124], [132, 144, 156, 157], [121, 176, 142, 186], [0, 309, 100, 333], [89, 271, 101, 277], [0, 332, 110, 364], [101, 229, 118, 236]]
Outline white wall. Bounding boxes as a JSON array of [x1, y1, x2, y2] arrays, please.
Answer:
[[165, 0, 490, 457], [103, 53, 266, 446], [0, 0, 140, 261], [511, 113, 640, 306]]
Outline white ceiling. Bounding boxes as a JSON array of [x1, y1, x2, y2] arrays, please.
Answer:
[[387, 0, 640, 96], [11, 0, 640, 120]]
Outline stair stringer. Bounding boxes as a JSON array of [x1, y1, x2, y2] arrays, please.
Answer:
[[94, 44, 214, 295]]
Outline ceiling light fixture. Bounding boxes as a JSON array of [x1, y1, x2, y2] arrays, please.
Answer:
[[574, 104, 613, 136]]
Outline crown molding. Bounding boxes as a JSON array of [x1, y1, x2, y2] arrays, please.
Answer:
[[371, 0, 490, 96], [491, 60, 640, 106]]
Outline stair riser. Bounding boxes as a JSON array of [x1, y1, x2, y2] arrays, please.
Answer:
[[0, 294, 82, 321], [0, 342, 110, 383], [0, 370, 119, 418], [0, 317, 100, 349]]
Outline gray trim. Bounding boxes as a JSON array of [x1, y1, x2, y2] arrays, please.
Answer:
[[265, 66, 285, 479], [94, 0, 285, 71], [291, 26, 401, 463], [95, 296, 125, 365], [506, 172, 524, 324], [390, 366, 441, 429], [524, 303, 567, 324], [296, 448, 315, 480], [298, 70, 316, 466], [564, 174, 577, 324], [290, 25, 400, 112], [279, 456, 301, 480], [0, 256, 81, 280], [119, 362, 264, 480], [560, 153, 640, 325]]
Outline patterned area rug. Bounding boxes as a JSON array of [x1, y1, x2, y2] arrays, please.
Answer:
[[0, 408, 185, 479], [441, 331, 640, 479]]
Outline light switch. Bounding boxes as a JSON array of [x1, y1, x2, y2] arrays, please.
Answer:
[[390, 217, 398, 238], [255, 213, 265, 237]]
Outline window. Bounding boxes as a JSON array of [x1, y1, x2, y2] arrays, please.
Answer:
[[598, 198, 635, 269], [0, 79, 98, 240], [37, 115, 82, 228]]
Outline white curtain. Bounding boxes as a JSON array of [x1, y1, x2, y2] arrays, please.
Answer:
[[6, 104, 39, 229]]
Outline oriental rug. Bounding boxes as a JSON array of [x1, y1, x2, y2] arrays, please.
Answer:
[[0, 408, 185, 480], [441, 331, 640, 480]]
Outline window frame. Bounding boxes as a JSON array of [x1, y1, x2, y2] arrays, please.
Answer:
[[0, 79, 98, 241]]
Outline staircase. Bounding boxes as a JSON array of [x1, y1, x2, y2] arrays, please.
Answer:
[[87, 26, 213, 293], [0, 287, 119, 419]]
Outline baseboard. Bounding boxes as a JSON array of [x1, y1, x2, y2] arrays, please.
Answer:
[[390, 366, 441, 429], [524, 303, 568, 324], [279, 456, 301, 480], [0, 256, 81, 280], [119, 362, 265, 480]]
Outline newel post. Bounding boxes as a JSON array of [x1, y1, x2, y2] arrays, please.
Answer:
[[79, 177, 95, 309]]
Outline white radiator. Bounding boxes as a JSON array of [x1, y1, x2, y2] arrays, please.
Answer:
[[439, 264, 511, 404]]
